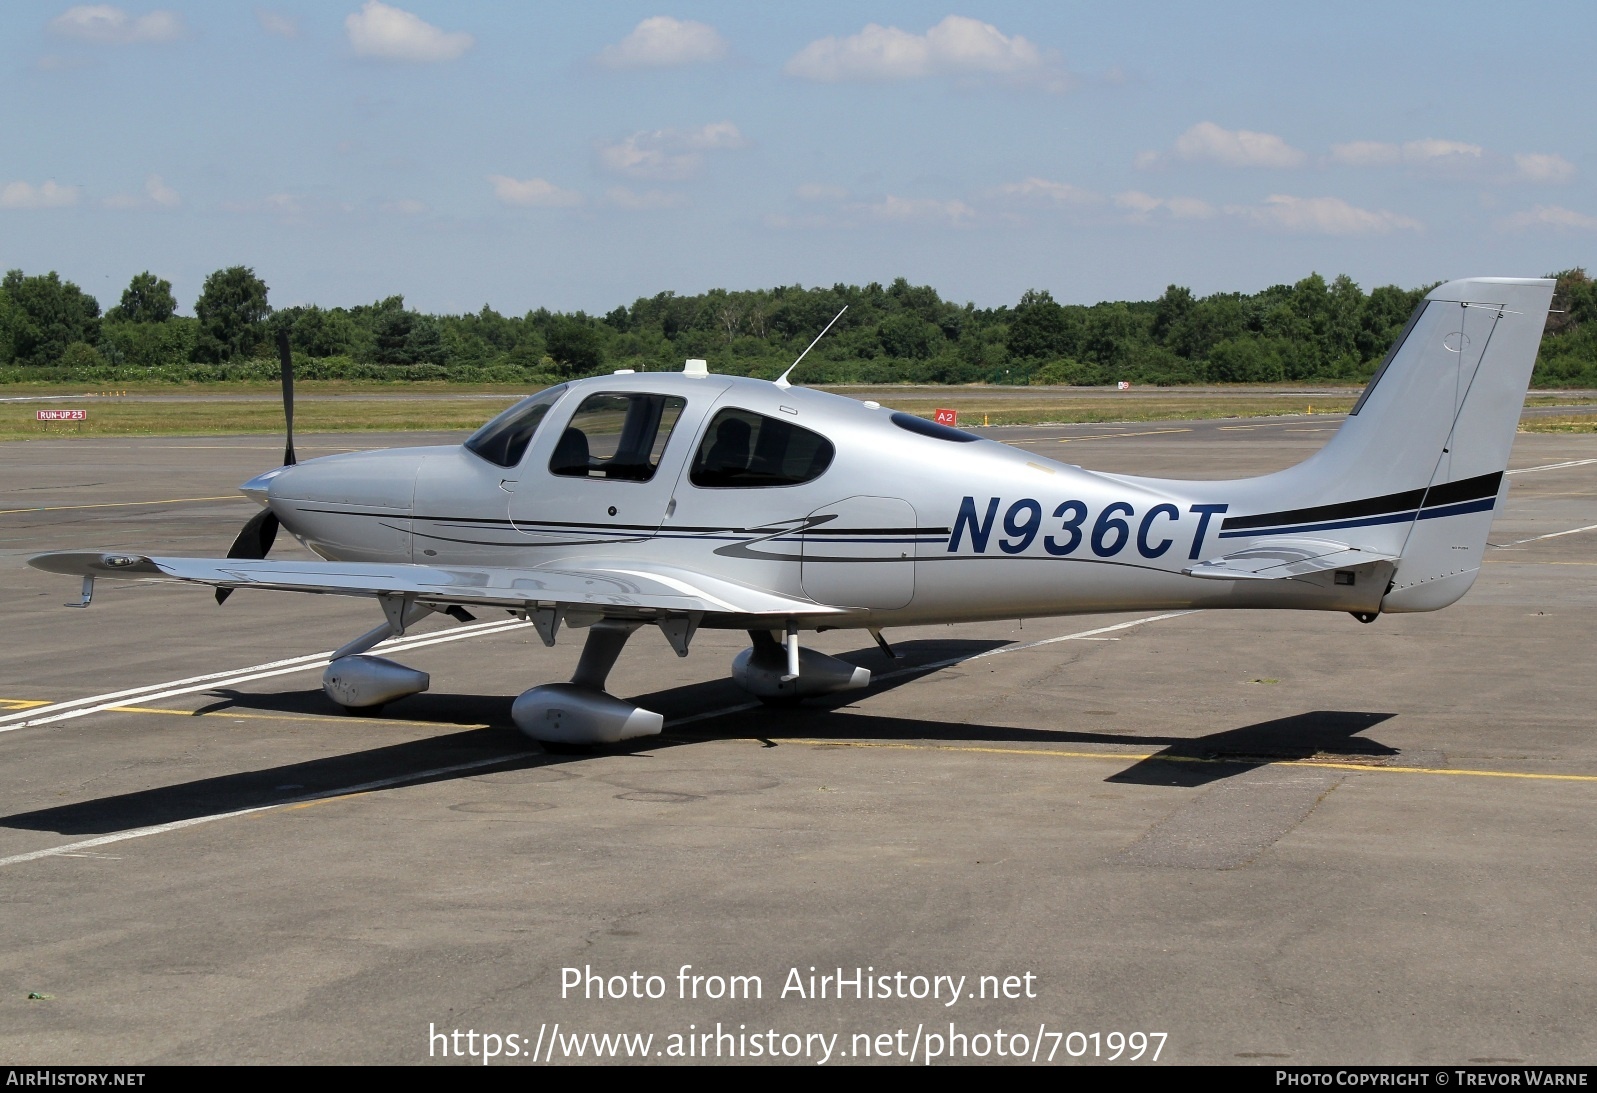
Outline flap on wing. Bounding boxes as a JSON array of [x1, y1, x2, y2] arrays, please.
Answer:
[[28, 551, 847, 619], [1183, 538, 1398, 582]]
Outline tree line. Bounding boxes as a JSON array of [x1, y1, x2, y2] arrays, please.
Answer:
[[2, 265, 1593, 387]]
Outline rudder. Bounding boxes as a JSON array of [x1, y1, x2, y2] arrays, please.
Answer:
[[1374, 278, 1555, 610]]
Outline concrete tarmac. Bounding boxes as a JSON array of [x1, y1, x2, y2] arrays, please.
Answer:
[[2, 416, 1595, 1066]]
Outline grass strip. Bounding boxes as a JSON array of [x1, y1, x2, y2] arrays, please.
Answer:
[[2, 384, 1593, 440]]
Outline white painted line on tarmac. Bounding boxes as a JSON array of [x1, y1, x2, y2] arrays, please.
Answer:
[[1507, 458, 1597, 475], [2, 611, 1190, 866], [0, 753, 534, 869], [1494, 522, 1597, 548], [0, 618, 531, 733]]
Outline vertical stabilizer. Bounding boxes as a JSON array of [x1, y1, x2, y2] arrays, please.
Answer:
[[1381, 278, 1554, 609], [1274, 277, 1554, 610]]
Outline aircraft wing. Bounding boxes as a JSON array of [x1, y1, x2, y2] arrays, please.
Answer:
[[1183, 538, 1398, 581], [27, 551, 850, 622]]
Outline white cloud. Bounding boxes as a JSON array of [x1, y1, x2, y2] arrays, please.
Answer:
[[767, 190, 976, 230], [597, 122, 746, 181], [1331, 140, 1576, 187], [1146, 122, 1306, 169], [785, 15, 1069, 91], [381, 198, 426, 215], [147, 174, 179, 207], [49, 5, 183, 43], [1113, 190, 1215, 221], [598, 16, 727, 69], [994, 177, 1100, 205], [0, 180, 81, 209], [1513, 153, 1576, 184], [1403, 138, 1483, 162], [221, 193, 313, 222], [1327, 140, 1400, 168], [605, 186, 687, 211], [861, 194, 976, 227], [346, 1, 472, 63], [1228, 194, 1421, 235], [1502, 205, 1597, 232], [104, 174, 180, 209], [256, 9, 299, 39], [488, 175, 583, 208], [1115, 190, 1160, 215], [1330, 138, 1483, 168]]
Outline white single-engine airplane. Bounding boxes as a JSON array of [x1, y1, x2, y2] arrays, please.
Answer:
[[31, 277, 1554, 745]]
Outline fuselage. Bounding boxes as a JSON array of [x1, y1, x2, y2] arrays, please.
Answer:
[[251, 369, 1392, 628]]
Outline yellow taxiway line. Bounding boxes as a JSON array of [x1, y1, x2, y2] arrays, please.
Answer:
[[1054, 428, 1192, 443], [0, 495, 240, 515], [18, 700, 1597, 786], [768, 739, 1597, 784], [107, 704, 488, 730]]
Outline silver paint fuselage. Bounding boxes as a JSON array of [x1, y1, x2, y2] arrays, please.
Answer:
[[261, 371, 1380, 629]]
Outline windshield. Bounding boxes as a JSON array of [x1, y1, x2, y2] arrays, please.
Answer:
[[463, 385, 568, 468]]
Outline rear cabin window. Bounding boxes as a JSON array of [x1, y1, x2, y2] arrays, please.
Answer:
[[463, 384, 567, 468], [549, 392, 686, 482], [690, 408, 835, 488]]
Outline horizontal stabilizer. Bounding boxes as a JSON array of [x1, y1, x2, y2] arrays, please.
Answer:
[[28, 551, 849, 622], [1184, 538, 1398, 582]]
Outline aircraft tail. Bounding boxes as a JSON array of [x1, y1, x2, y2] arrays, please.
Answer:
[[1233, 277, 1555, 612]]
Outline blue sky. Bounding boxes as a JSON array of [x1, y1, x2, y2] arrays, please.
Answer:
[[2, 2, 1593, 317]]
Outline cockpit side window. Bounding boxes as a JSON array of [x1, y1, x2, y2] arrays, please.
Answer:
[[463, 384, 567, 468], [549, 392, 686, 482], [690, 408, 835, 488]]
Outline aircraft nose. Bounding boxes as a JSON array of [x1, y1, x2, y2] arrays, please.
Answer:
[[260, 448, 426, 511]]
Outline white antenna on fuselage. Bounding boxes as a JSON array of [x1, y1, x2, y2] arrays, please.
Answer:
[[774, 305, 848, 389]]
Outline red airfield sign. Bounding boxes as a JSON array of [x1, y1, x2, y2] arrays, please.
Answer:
[[933, 408, 958, 426], [36, 409, 87, 421]]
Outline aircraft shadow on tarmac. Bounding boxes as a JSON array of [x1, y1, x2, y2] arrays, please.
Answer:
[[3, 638, 1397, 836]]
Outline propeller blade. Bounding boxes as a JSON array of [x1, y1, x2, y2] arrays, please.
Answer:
[[228, 507, 280, 559], [215, 508, 280, 604], [277, 326, 296, 467]]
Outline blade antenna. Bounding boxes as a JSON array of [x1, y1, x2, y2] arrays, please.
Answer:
[[276, 326, 297, 467], [774, 305, 847, 389]]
